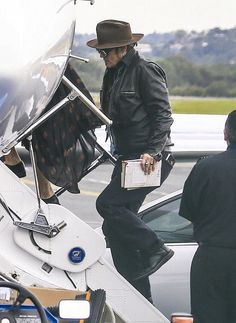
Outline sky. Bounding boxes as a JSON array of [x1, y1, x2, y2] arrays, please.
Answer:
[[76, 0, 236, 35]]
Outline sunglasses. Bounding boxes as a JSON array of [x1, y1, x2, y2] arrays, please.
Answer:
[[96, 48, 114, 58]]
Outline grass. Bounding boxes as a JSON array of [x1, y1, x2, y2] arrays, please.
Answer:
[[171, 97, 236, 115], [91, 92, 236, 115]]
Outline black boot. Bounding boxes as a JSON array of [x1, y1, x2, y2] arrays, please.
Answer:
[[42, 195, 60, 205], [132, 244, 174, 281], [5, 161, 26, 178]]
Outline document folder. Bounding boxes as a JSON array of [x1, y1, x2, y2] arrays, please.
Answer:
[[121, 159, 161, 189]]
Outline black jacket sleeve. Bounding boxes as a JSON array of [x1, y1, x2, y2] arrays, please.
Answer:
[[179, 166, 197, 222], [179, 160, 209, 222], [139, 61, 173, 154]]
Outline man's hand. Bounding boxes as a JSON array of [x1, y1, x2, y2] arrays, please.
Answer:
[[140, 153, 156, 175]]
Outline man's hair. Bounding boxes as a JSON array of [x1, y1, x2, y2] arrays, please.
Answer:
[[225, 110, 236, 143], [114, 43, 136, 53]]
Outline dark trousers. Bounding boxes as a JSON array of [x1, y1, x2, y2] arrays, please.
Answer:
[[108, 237, 152, 299], [96, 158, 162, 299], [191, 245, 236, 323]]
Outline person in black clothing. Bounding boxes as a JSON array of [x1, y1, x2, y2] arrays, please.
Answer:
[[179, 110, 236, 323], [87, 19, 175, 302]]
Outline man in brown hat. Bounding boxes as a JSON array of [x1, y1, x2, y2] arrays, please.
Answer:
[[87, 19, 174, 302]]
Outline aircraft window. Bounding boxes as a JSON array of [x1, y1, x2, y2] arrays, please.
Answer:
[[140, 198, 194, 243]]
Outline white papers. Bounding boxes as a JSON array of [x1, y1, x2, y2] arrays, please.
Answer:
[[121, 159, 161, 189]]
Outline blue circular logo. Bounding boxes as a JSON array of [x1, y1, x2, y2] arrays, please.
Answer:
[[68, 247, 86, 264]]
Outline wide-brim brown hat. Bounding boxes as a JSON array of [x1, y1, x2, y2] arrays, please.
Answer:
[[87, 19, 144, 49]]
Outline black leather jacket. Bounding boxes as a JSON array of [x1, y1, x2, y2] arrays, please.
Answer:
[[100, 48, 173, 156]]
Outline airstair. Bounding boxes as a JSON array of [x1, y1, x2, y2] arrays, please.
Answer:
[[0, 161, 168, 322]]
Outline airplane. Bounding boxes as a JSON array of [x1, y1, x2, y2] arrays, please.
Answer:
[[0, 1, 169, 322]]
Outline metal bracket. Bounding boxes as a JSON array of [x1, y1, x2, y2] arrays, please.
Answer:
[[14, 218, 67, 238], [68, 89, 78, 101], [79, 0, 95, 4], [69, 54, 89, 63]]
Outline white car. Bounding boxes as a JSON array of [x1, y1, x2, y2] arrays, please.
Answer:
[[103, 189, 197, 319]]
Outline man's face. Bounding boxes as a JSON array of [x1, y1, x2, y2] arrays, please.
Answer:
[[97, 47, 125, 68]]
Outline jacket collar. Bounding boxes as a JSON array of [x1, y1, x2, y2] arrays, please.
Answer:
[[120, 47, 138, 66]]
